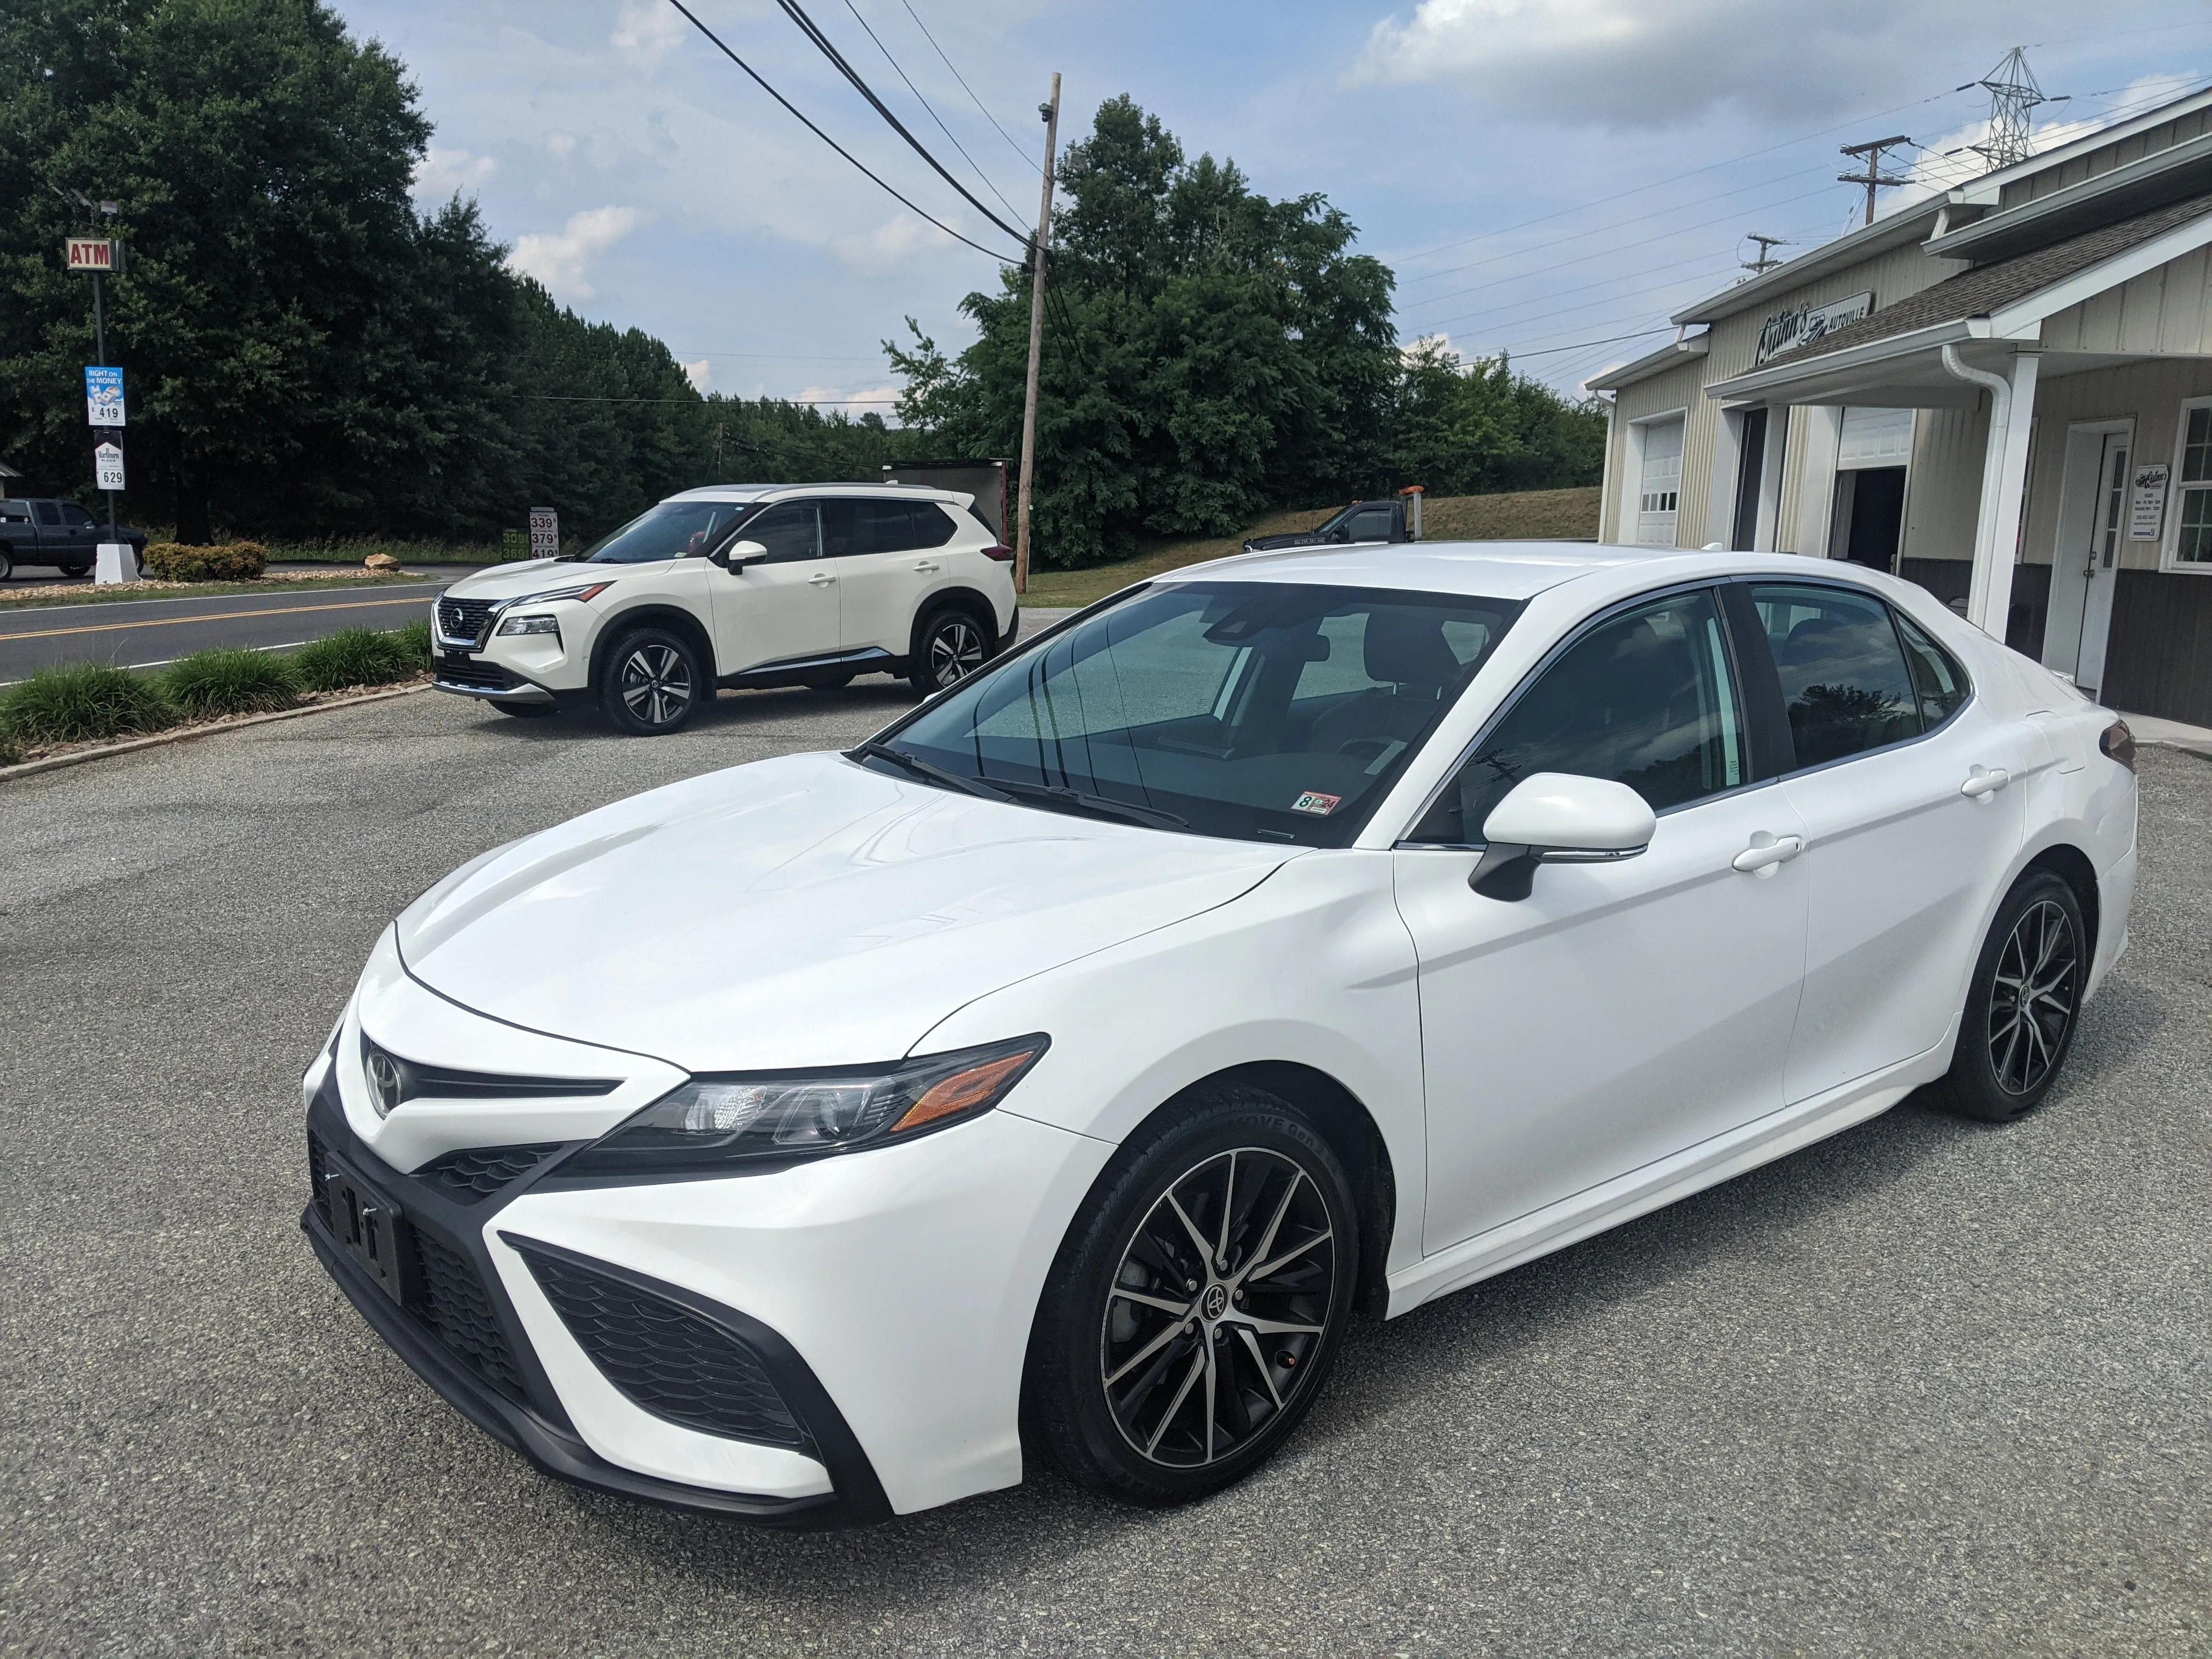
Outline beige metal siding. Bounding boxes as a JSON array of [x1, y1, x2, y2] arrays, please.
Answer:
[[1602, 357, 1706, 545], [2021, 358, 2212, 571], [2000, 108, 2212, 208], [1900, 402, 1988, 565], [2039, 244, 2212, 356]]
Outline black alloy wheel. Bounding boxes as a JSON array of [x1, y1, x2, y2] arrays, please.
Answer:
[[1928, 869, 2086, 1122], [910, 606, 990, 696], [599, 628, 705, 735], [1027, 1084, 1357, 1505]]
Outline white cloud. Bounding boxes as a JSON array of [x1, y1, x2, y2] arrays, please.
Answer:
[[681, 358, 711, 393], [411, 144, 498, 200], [830, 213, 957, 273], [1348, 0, 2100, 128], [546, 133, 577, 161], [797, 383, 899, 410], [506, 206, 646, 301], [611, 0, 685, 71]]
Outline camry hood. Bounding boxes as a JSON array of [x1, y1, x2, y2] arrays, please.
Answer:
[[396, 752, 1296, 1073]]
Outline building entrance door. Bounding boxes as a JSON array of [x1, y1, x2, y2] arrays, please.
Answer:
[[2042, 422, 2130, 698], [1831, 466, 1908, 570]]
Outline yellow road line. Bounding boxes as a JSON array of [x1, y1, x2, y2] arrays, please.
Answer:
[[0, 594, 432, 644]]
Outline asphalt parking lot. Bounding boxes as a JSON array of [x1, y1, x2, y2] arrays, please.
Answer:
[[1, 683, 2206, 1656]]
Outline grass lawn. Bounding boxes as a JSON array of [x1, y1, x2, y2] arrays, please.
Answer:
[[0, 573, 446, 611], [1018, 485, 1602, 608]]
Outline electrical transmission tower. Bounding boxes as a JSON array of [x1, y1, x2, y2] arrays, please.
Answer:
[[1839, 136, 1914, 226], [1741, 234, 1790, 276], [1965, 48, 2049, 170]]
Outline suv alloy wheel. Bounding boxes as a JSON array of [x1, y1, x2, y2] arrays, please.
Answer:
[[599, 627, 706, 735], [911, 604, 991, 696]]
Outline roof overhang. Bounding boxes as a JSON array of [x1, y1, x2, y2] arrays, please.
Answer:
[[1926, 132, 2212, 262], [1705, 205, 2212, 406], [1669, 200, 1943, 327], [1584, 334, 1708, 393]]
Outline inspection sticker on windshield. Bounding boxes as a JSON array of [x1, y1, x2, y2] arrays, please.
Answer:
[[1290, 791, 1342, 816]]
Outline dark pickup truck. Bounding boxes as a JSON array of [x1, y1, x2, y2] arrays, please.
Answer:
[[0, 499, 148, 580], [1243, 496, 1418, 555]]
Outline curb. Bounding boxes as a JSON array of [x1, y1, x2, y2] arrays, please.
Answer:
[[0, 680, 431, 783]]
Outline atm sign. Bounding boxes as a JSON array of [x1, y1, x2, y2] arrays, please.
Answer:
[[66, 238, 116, 272]]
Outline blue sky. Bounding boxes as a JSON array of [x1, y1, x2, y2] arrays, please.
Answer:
[[333, 0, 2212, 407]]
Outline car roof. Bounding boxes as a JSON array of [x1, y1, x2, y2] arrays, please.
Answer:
[[661, 482, 967, 506]]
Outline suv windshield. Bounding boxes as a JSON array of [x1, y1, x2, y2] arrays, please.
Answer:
[[582, 501, 748, 564], [879, 581, 1521, 847]]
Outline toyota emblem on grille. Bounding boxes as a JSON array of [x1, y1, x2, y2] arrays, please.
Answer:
[[363, 1044, 405, 1118]]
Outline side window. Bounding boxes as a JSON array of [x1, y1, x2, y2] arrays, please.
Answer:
[[1895, 611, 1969, 727], [823, 498, 946, 556], [908, 502, 957, 549], [33, 501, 62, 526], [0, 503, 30, 523], [1415, 588, 1746, 843], [739, 501, 820, 564], [62, 504, 96, 527], [1343, 507, 1395, 542], [1749, 583, 1921, 767]]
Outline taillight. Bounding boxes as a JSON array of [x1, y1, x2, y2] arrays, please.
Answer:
[[2100, 719, 2136, 772], [981, 543, 1015, 563]]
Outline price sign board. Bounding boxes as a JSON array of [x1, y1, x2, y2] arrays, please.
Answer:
[[66, 237, 117, 272], [529, 507, 560, 560], [86, 366, 125, 427], [95, 441, 126, 492], [2129, 464, 2169, 540]]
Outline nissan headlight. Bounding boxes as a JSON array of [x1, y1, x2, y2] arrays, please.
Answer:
[[497, 613, 561, 637], [566, 1035, 1049, 1173]]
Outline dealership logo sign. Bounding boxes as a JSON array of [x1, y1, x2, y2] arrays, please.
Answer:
[[1756, 290, 1874, 365]]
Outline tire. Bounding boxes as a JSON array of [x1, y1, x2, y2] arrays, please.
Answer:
[[1926, 869, 2087, 1123], [494, 701, 558, 719], [597, 627, 707, 736], [0, 548, 13, 582], [59, 561, 91, 578], [908, 604, 992, 696], [1025, 1082, 1358, 1507]]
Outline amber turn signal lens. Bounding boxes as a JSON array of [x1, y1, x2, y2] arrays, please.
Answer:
[[2100, 719, 2136, 772], [893, 1051, 1037, 1134]]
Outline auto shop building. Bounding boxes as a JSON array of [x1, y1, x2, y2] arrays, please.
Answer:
[[1592, 85, 2212, 726]]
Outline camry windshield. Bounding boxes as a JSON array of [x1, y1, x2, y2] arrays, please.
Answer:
[[879, 581, 1521, 847], [582, 501, 747, 564]]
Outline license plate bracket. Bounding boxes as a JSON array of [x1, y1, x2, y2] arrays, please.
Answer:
[[322, 1155, 414, 1305]]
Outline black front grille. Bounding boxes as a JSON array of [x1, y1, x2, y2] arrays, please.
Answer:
[[307, 1133, 332, 1227], [517, 1247, 808, 1449], [436, 654, 514, 690], [437, 597, 498, 647], [418, 1144, 563, 1203], [409, 1228, 528, 1402]]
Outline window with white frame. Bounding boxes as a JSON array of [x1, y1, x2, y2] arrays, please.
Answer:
[[2171, 398, 2212, 566]]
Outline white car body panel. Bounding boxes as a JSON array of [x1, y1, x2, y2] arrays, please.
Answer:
[[313, 540, 2141, 1522]]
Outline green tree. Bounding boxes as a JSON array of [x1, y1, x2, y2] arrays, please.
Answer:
[[1385, 338, 1605, 498]]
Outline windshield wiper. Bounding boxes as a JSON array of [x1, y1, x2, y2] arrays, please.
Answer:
[[984, 777, 1189, 831], [850, 741, 1011, 802]]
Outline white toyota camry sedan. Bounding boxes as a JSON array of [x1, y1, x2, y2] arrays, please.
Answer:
[[302, 542, 2137, 1527]]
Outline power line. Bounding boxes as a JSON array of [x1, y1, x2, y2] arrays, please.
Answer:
[[838, 0, 1025, 223], [770, 0, 1032, 247], [896, 0, 1043, 176], [661, 0, 1017, 262]]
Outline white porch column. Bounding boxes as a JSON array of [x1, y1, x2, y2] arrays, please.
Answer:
[[1944, 345, 2040, 637]]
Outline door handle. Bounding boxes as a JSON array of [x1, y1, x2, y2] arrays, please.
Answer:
[[1731, 833, 1804, 875], [1960, 766, 2010, 798], [912, 560, 940, 573], [808, 572, 836, 586]]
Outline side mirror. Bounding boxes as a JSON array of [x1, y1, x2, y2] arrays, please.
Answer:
[[1468, 773, 1656, 901], [718, 539, 769, 571]]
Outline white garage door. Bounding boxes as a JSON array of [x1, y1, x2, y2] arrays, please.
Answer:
[[1636, 417, 1684, 546]]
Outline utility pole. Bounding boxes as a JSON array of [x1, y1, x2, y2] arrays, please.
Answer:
[[1741, 234, 1789, 276], [1838, 136, 1914, 227], [1014, 72, 1060, 597]]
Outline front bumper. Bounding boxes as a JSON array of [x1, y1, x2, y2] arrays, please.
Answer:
[[431, 651, 560, 706], [303, 1081, 889, 1527]]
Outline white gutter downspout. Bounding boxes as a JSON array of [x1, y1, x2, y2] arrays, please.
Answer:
[[1941, 341, 2040, 637]]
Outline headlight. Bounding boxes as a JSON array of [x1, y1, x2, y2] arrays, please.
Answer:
[[497, 613, 561, 637], [506, 581, 613, 607], [565, 1034, 1049, 1175]]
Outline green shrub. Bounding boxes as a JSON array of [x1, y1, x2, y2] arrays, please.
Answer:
[[0, 662, 175, 746], [393, 617, 432, 667], [163, 648, 301, 718], [291, 627, 419, 692], [143, 541, 269, 581]]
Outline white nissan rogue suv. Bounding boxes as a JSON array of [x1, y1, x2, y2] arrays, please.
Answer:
[[431, 484, 1018, 734]]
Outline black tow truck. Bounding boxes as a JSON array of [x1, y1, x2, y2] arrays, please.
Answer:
[[1242, 490, 1423, 555], [0, 498, 149, 580]]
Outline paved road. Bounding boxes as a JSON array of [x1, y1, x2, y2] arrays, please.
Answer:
[[0, 581, 450, 681], [1, 688, 2205, 1656]]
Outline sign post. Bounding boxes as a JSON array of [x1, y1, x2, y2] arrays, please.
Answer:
[[69, 230, 129, 561], [528, 507, 560, 560]]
